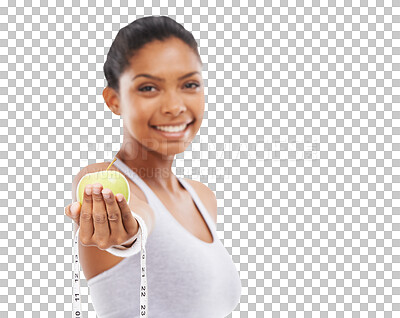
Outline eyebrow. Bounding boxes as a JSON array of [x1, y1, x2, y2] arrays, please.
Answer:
[[132, 71, 200, 82]]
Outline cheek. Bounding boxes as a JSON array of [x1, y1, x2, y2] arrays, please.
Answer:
[[126, 115, 148, 133], [124, 106, 156, 138], [123, 100, 147, 122], [122, 108, 141, 131], [196, 103, 205, 120]]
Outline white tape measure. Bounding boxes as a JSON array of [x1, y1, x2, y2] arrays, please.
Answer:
[[72, 211, 148, 317]]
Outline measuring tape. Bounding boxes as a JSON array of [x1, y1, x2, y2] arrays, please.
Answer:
[[72, 210, 149, 317]]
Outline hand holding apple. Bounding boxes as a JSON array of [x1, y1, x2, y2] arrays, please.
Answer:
[[77, 182, 139, 250], [65, 169, 130, 228], [65, 168, 137, 249]]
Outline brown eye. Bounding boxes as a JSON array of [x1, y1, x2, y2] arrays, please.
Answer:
[[185, 82, 200, 89], [139, 86, 156, 92]]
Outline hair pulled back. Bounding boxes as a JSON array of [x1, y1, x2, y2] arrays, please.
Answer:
[[103, 16, 202, 93]]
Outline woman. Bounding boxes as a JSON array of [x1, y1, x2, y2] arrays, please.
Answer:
[[65, 16, 242, 318]]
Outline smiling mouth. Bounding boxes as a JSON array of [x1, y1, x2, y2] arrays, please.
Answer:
[[150, 120, 194, 133]]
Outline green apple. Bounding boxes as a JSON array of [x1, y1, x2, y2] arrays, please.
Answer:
[[76, 170, 130, 204]]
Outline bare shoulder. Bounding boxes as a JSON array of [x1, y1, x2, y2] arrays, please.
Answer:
[[183, 178, 218, 225]]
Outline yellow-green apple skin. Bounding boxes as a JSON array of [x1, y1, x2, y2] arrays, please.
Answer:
[[76, 170, 130, 204]]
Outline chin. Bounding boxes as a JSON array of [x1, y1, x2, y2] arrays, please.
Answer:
[[157, 142, 192, 158]]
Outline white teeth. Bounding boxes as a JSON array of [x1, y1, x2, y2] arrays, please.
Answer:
[[155, 124, 187, 132]]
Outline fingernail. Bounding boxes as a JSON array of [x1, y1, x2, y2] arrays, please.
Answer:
[[102, 190, 110, 199], [92, 186, 101, 195], [85, 186, 92, 195], [117, 194, 123, 202]]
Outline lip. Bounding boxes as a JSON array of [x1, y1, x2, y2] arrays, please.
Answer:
[[151, 120, 193, 139]]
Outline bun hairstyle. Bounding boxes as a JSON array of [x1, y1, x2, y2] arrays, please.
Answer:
[[103, 15, 202, 94]]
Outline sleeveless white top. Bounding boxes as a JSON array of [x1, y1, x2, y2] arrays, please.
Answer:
[[85, 158, 242, 318]]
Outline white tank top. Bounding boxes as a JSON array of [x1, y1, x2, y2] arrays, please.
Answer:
[[85, 158, 242, 318]]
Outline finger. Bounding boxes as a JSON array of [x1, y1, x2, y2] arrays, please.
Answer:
[[65, 202, 81, 226], [80, 184, 94, 244], [116, 193, 139, 236], [91, 183, 110, 239], [101, 188, 126, 239]]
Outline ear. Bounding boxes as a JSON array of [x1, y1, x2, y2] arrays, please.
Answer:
[[103, 86, 122, 116]]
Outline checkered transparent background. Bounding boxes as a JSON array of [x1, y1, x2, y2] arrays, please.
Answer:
[[1, 0, 399, 317]]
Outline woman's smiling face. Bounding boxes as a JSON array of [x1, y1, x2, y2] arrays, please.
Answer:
[[115, 37, 205, 158]]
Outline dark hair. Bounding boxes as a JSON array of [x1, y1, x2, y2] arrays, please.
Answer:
[[103, 16, 202, 93]]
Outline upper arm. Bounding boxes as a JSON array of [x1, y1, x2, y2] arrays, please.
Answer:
[[187, 179, 218, 225]]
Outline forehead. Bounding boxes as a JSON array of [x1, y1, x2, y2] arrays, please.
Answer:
[[125, 38, 202, 76]]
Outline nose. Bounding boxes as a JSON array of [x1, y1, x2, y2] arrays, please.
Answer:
[[161, 91, 187, 116]]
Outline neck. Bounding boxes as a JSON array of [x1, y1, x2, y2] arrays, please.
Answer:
[[115, 137, 182, 194]]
